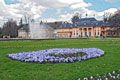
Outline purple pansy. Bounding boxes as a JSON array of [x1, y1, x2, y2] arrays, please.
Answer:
[[7, 48, 104, 63]]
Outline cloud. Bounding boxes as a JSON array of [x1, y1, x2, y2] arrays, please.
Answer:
[[56, 9, 61, 14], [18, 0, 91, 9], [19, 0, 67, 9], [9, 3, 46, 19], [46, 18, 57, 22], [58, 0, 84, 4], [105, 0, 117, 2], [70, 3, 92, 10], [9, 0, 17, 1], [0, 0, 119, 27], [59, 13, 73, 22], [56, 8, 118, 22], [0, 0, 47, 26], [13, 0, 93, 22]]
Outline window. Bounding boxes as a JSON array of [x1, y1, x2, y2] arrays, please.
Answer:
[[84, 28, 87, 30], [117, 32, 119, 35], [65, 34, 68, 37], [108, 32, 110, 35], [95, 32, 96, 36], [81, 32, 83, 36], [79, 28, 82, 30], [75, 24, 77, 26], [98, 32, 99, 35], [111, 32, 115, 35], [74, 32, 75, 35], [76, 32, 78, 35], [103, 32, 105, 35], [89, 32, 91, 36], [84, 23, 87, 26], [96, 23, 98, 26], [59, 34, 62, 37], [89, 28, 92, 30], [85, 32, 87, 36], [64, 25, 66, 28]]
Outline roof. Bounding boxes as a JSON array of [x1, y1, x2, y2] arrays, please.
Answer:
[[47, 22, 62, 29], [57, 23, 75, 29], [93, 21, 111, 27], [76, 17, 97, 22], [57, 18, 112, 29], [19, 25, 29, 31]]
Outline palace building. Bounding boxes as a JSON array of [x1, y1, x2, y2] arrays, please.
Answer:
[[57, 18, 120, 38], [18, 18, 120, 39], [18, 25, 30, 38]]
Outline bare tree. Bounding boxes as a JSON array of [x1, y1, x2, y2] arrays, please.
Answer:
[[24, 15, 30, 24], [103, 12, 112, 22], [2, 19, 18, 38], [108, 10, 120, 26], [107, 10, 120, 37]]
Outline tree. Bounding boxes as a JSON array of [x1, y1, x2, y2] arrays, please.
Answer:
[[106, 10, 120, 37], [40, 21, 43, 24], [103, 12, 112, 22], [17, 18, 24, 30], [2, 19, 18, 38], [19, 18, 23, 26], [0, 27, 2, 34], [71, 13, 80, 23], [0, 28, 2, 38], [108, 10, 120, 26], [24, 15, 30, 24]]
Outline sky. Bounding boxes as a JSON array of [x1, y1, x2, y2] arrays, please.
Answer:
[[0, 0, 120, 27]]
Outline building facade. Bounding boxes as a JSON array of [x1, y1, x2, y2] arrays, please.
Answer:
[[18, 24, 57, 39], [18, 18, 120, 39], [57, 18, 120, 38], [18, 25, 30, 38], [106, 28, 120, 37]]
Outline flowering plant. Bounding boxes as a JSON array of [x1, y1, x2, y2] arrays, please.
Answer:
[[7, 48, 104, 63], [78, 70, 120, 80]]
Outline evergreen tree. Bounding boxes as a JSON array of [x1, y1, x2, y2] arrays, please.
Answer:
[[19, 18, 23, 26], [0, 27, 2, 34], [71, 13, 80, 23]]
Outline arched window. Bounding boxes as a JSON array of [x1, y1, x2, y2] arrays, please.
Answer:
[[84, 22, 87, 26], [96, 23, 98, 26]]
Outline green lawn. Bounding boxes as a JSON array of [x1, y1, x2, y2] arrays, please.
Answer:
[[0, 39, 120, 80]]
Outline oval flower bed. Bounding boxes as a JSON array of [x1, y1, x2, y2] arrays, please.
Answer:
[[7, 48, 104, 63]]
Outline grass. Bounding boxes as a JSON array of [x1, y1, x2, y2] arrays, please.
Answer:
[[0, 38, 120, 80]]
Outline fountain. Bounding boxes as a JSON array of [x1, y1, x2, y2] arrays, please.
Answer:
[[29, 21, 55, 39]]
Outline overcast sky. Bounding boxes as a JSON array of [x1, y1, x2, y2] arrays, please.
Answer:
[[0, 0, 120, 27]]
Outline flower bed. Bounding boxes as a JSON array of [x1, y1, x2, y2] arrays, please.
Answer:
[[78, 70, 120, 80], [7, 48, 104, 63]]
